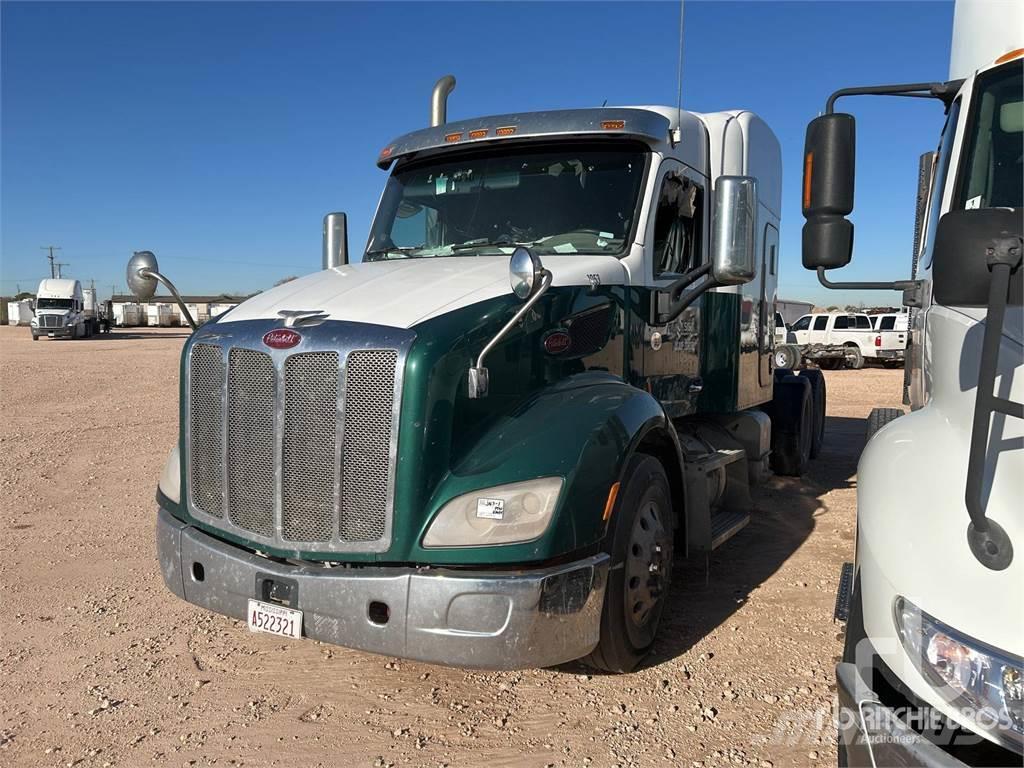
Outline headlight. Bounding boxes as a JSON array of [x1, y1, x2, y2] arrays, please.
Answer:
[[30, 318, 37, 326], [158, 445, 181, 505], [422, 477, 562, 548], [895, 596, 1023, 750]]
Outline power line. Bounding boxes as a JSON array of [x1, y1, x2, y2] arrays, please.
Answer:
[[40, 245, 62, 278], [54, 262, 70, 279]]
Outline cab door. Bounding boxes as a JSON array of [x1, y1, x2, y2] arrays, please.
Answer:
[[758, 224, 779, 387]]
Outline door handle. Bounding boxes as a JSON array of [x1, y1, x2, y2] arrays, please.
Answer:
[[688, 379, 704, 395]]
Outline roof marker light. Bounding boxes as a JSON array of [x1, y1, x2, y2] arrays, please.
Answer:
[[380, 146, 393, 158], [601, 120, 625, 130], [994, 47, 1024, 65], [468, 129, 488, 139], [495, 126, 517, 136], [444, 132, 462, 143]]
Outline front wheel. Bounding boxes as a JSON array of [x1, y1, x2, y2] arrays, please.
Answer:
[[583, 454, 674, 673]]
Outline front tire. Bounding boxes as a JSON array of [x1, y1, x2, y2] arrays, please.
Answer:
[[584, 454, 674, 673]]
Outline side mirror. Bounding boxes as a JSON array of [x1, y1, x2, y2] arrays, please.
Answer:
[[710, 176, 758, 285], [509, 246, 544, 299], [933, 208, 1023, 307], [322, 212, 348, 269], [127, 250, 159, 300], [801, 113, 856, 270]]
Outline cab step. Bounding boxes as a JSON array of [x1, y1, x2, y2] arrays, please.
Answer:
[[709, 508, 750, 550]]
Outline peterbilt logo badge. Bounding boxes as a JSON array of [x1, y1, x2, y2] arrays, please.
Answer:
[[542, 329, 572, 355], [263, 329, 302, 349]]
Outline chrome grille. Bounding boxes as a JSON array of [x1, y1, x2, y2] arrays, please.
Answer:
[[39, 315, 63, 328], [184, 320, 411, 553], [282, 352, 339, 542], [189, 344, 225, 517], [226, 348, 276, 537], [340, 350, 398, 542]]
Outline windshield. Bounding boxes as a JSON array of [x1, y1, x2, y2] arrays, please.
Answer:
[[956, 61, 1023, 209], [366, 143, 647, 260], [37, 297, 72, 310]]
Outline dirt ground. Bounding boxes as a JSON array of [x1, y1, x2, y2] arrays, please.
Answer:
[[0, 326, 905, 768]]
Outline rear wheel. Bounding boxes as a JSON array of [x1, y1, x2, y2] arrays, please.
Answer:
[[844, 345, 864, 370], [770, 375, 812, 477], [584, 454, 674, 673], [866, 407, 903, 440], [799, 368, 827, 459], [773, 344, 799, 370]]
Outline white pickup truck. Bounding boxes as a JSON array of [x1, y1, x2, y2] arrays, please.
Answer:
[[775, 312, 906, 370]]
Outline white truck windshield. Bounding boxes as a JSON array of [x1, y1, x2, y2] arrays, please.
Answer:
[[366, 145, 647, 260], [37, 298, 73, 310]]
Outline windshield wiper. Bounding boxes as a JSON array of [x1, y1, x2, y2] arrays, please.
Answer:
[[364, 246, 423, 260], [450, 239, 538, 252]]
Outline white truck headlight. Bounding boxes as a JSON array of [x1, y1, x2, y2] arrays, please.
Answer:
[[422, 477, 563, 548], [158, 445, 181, 505], [895, 596, 1023, 750]]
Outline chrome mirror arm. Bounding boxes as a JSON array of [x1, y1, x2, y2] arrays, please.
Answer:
[[138, 268, 197, 330], [468, 269, 552, 399]]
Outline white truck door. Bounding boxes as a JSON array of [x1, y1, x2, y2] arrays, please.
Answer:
[[808, 314, 829, 344], [790, 314, 812, 344]]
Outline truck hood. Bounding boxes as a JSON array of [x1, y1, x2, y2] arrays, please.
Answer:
[[221, 255, 628, 329]]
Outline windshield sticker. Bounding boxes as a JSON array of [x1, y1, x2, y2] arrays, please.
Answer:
[[553, 243, 577, 254], [476, 498, 505, 520], [435, 175, 448, 195], [965, 195, 982, 210]]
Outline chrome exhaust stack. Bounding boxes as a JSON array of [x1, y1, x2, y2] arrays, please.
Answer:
[[430, 75, 456, 127]]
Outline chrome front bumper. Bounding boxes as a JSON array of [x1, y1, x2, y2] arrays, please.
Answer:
[[157, 508, 609, 669]]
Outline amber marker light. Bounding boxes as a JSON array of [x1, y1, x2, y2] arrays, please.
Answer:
[[803, 152, 814, 210], [601, 120, 625, 130], [444, 132, 462, 143], [994, 47, 1024, 65], [602, 482, 621, 521], [495, 126, 517, 136], [468, 129, 488, 139]]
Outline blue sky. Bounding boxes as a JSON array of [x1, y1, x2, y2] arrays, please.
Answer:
[[2, 1, 954, 304]]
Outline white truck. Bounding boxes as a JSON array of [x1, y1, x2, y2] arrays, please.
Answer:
[[775, 311, 906, 369], [127, 82, 831, 673], [801, 1, 1022, 764], [31, 278, 90, 340]]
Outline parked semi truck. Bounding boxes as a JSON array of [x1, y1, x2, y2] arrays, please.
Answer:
[[31, 278, 90, 340], [801, 1, 1022, 764], [132, 81, 827, 672]]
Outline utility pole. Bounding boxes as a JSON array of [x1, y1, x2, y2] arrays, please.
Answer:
[[54, 262, 70, 279], [40, 245, 62, 278]]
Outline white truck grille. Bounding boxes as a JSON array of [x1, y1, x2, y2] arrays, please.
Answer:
[[185, 322, 412, 553]]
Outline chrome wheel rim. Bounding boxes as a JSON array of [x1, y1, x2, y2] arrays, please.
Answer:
[[624, 499, 670, 629]]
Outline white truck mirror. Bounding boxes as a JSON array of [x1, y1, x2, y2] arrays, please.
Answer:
[[711, 176, 758, 286]]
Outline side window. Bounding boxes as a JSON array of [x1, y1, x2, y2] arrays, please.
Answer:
[[769, 242, 777, 275], [880, 316, 895, 330], [834, 316, 850, 330], [921, 99, 961, 267], [813, 316, 828, 331], [775, 312, 785, 327], [791, 315, 812, 332], [652, 172, 702, 277], [856, 316, 872, 329]]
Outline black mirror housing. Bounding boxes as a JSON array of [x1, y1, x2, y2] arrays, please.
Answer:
[[802, 113, 856, 272], [802, 217, 853, 270], [802, 113, 856, 216], [933, 208, 1023, 307]]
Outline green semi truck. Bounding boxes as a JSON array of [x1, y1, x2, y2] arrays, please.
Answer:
[[133, 77, 825, 672]]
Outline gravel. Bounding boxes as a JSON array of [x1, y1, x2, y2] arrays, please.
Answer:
[[0, 326, 905, 766]]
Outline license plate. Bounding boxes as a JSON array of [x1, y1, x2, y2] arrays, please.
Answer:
[[247, 598, 302, 639]]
